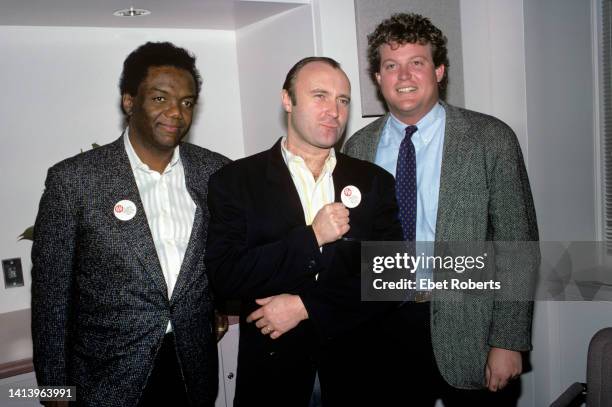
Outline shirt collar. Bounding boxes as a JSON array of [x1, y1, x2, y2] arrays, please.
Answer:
[[123, 127, 181, 173], [388, 102, 444, 144], [280, 137, 337, 174]]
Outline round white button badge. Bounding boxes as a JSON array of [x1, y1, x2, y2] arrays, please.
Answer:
[[341, 185, 362, 209], [114, 200, 137, 221]]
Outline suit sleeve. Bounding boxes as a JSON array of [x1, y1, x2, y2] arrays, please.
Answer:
[[205, 170, 321, 300], [487, 126, 539, 351], [31, 166, 78, 386], [300, 171, 403, 338]]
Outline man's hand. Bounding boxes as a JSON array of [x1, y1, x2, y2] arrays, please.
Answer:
[[246, 294, 309, 339], [485, 347, 522, 391], [311, 203, 349, 246]]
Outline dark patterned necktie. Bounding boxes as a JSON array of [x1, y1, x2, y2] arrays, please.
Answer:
[[395, 125, 418, 241]]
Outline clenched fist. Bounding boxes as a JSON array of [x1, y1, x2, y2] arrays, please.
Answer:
[[312, 203, 350, 246]]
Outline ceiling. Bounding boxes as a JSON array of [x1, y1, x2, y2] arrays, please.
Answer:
[[0, 0, 309, 30]]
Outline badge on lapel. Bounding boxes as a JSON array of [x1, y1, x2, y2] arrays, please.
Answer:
[[113, 200, 137, 221], [341, 185, 361, 209]]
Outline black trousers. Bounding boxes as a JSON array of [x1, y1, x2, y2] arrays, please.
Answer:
[[371, 302, 521, 407], [233, 321, 375, 407], [137, 332, 190, 407]]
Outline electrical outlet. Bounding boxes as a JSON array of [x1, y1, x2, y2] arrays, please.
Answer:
[[2, 258, 24, 288]]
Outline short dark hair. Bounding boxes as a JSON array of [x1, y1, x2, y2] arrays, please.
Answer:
[[367, 13, 449, 95], [119, 41, 202, 99], [282, 56, 342, 105]]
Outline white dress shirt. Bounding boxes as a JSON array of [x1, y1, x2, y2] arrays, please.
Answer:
[[124, 131, 196, 332]]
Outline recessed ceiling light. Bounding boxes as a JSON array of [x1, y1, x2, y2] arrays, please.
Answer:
[[113, 7, 151, 17]]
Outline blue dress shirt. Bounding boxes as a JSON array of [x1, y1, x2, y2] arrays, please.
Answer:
[[374, 103, 446, 242]]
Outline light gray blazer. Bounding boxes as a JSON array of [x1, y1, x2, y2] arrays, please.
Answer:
[[343, 101, 539, 389]]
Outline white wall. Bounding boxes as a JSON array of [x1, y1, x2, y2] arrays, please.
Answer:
[[460, 0, 529, 150], [0, 26, 244, 314], [524, 0, 612, 405], [525, 0, 596, 241], [236, 5, 315, 155]]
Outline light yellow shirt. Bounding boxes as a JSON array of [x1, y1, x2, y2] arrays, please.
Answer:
[[280, 137, 336, 225]]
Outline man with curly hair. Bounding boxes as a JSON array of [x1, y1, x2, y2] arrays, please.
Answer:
[[344, 13, 539, 405]]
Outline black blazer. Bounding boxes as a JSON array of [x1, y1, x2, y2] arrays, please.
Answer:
[[31, 136, 229, 407], [205, 139, 402, 406]]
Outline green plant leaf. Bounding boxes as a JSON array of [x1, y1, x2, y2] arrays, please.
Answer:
[[18, 226, 34, 241]]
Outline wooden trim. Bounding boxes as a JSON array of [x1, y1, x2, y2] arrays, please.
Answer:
[[0, 358, 34, 379]]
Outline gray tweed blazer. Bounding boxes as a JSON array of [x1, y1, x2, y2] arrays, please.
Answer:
[[343, 101, 539, 389], [31, 136, 229, 406]]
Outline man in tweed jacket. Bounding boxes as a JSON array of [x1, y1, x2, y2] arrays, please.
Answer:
[[31, 42, 228, 407], [343, 13, 539, 405]]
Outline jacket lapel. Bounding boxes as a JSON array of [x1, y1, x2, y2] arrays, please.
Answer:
[[266, 139, 307, 227], [332, 153, 352, 218], [170, 145, 204, 303], [106, 137, 168, 297], [435, 102, 474, 241], [361, 115, 388, 162], [320, 153, 356, 264]]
